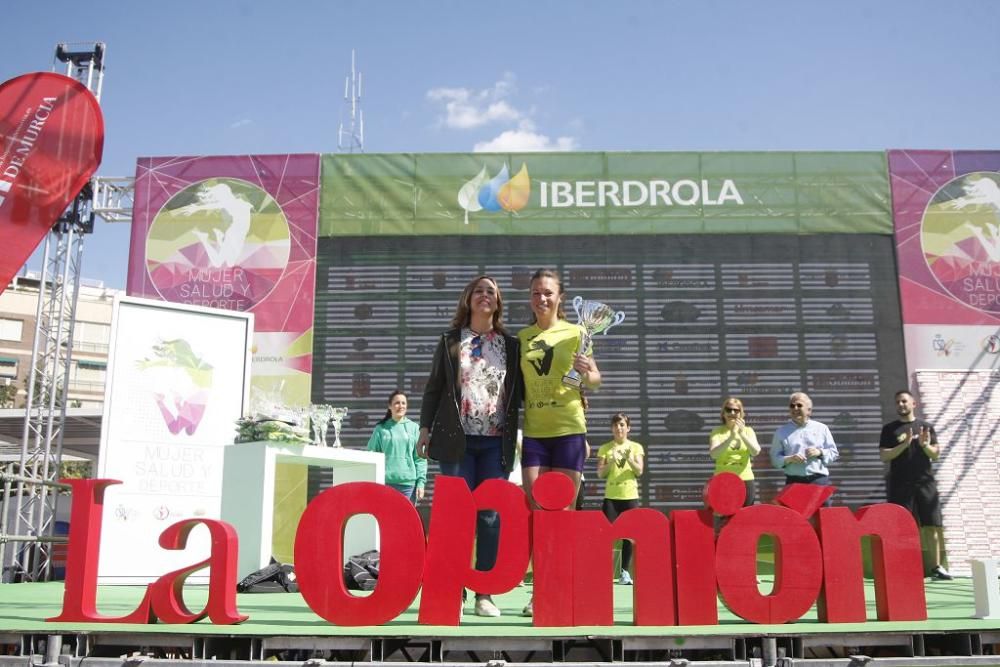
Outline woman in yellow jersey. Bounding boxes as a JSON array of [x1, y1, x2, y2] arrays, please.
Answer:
[[708, 397, 760, 506], [518, 268, 601, 615], [596, 413, 644, 585]]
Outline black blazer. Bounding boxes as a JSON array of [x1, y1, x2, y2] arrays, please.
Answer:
[[419, 328, 522, 473]]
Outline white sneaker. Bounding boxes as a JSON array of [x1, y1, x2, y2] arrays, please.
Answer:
[[619, 569, 633, 585], [930, 565, 953, 581], [474, 597, 501, 617]]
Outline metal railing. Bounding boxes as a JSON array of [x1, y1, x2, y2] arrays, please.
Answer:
[[0, 465, 71, 583]]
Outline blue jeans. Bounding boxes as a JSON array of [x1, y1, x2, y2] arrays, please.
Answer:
[[439, 435, 504, 571], [387, 482, 416, 504]]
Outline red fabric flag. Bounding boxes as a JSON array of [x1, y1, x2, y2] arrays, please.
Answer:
[[0, 72, 104, 293]]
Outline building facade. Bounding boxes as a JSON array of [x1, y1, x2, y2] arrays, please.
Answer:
[[0, 273, 120, 410]]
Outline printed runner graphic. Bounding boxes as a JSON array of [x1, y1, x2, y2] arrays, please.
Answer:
[[922, 172, 1000, 315], [136, 338, 214, 435], [145, 178, 291, 311]]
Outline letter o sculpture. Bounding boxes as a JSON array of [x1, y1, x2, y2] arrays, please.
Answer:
[[715, 504, 823, 624], [295, 482, 425, 626]]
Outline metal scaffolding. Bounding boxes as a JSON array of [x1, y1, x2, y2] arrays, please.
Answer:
[[92, 177, 135, 224], [0, 43, 106, 582]]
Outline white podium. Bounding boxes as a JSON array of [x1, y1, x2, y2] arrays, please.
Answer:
[[220, 441, 384, 579], [972, 559, 1000, 619]]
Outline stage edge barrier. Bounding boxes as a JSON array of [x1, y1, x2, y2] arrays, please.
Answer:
[[1, 631, 1000, 666], [6, 657, 1000, 667]]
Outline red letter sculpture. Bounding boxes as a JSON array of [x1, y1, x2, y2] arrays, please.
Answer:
[[714, 481, 826, 624], [530, 472, 677, 626], [147, 519, 246, 624], [295, 481, 424, 626], [571, 507, 675, 626], [531, 472, 578, 626], [672, 506, 718, 626], [716, 505, 822, 624], [419, 476, 530, 625], [816, 504, 926, 622], [48, 479, 153, 623], [419, 475, 476, 625], [49, 479, 244, 624]]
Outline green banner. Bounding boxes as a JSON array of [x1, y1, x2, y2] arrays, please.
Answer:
[[319, 151, 891, 236]]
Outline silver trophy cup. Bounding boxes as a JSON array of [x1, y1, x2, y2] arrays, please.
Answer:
[[309, 404, 334, 447], [330, 407, 349, 447], [562, 295, 626, 389]]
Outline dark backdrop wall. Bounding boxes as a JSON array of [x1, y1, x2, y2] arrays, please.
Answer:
[[312, 233, 906, 510]]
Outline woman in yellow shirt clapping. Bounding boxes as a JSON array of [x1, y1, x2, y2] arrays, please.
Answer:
[[708, 397, 760, 506]]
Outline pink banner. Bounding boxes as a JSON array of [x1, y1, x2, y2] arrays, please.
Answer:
[[890, 150, 1000, 370], [126, 154, 320, 405], [890, 150, 1000, 325]]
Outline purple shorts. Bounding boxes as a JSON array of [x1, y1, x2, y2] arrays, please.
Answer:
[[521, 433, 587, 472]]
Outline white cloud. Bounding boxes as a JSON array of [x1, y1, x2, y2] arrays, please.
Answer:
[[428, 74, 580, 151], [474, 129, 579, 153], [427, 73, 522, 129], [229, 118, 253, 129]]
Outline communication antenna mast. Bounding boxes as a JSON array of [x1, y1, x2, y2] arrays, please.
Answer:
[[1, 42, 105, 582], [338, 49, 364, 153]]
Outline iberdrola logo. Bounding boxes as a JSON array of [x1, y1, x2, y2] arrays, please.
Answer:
[[457, 163, 530, 224]]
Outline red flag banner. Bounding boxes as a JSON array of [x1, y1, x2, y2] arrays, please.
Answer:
[[0, 72, 104, 293]]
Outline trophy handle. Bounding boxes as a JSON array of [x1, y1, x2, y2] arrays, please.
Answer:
[[572, 295, 584, 320], [606, 311, 626, 332]]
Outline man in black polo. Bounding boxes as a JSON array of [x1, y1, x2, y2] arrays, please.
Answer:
[[878, 390, 951, 580]]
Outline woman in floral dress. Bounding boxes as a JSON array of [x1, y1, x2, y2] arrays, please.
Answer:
[[417, 275, 522, 617]]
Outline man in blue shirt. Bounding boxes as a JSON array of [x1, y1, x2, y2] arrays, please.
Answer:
[[770, 392, 839, 493]]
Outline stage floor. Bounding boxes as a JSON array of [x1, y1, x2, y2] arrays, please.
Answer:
[[0, 576, 997, 638]]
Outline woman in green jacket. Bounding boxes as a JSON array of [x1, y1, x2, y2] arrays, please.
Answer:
[[367, 391, 427, 504]]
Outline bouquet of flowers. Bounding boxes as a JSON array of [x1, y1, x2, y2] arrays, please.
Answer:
[[234, 387, 311, 444], [234, 416, 311, 444]]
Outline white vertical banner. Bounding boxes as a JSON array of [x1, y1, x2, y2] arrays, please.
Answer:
[[96, 296, 252, 584], [914, 369, 1000, 577]]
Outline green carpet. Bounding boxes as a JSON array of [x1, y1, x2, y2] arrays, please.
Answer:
[[0, 577, 996, 638]]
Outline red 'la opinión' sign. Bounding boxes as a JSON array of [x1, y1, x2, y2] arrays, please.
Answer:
[[49, 473, 927, 626]]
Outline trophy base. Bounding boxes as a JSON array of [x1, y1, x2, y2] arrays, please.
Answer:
[[562, 372, 584, 389]]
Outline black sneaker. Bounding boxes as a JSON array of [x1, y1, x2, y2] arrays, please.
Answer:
[[930, 565, 953, 581]]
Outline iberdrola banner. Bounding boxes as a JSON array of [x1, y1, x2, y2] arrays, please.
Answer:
[[889, 150, 1000, 371], [319, 152, 892, 236], [0, 72, 104, 293], [126, 154, 320, 407]]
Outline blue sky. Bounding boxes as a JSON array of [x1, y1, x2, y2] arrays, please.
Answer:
[[6, 0, 1000, 288]]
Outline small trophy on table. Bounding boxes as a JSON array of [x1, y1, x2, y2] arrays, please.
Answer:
[[308, 404, 334, 447], [330, 407, 349, 447], [562, 295, 625, 389]]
